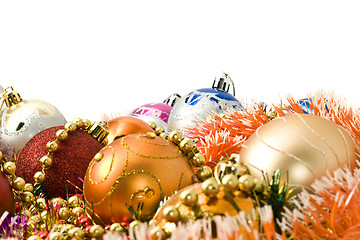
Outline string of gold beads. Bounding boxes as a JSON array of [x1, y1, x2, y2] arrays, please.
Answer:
[[34, 118, 94, 185], [147, 121, 213, 182]]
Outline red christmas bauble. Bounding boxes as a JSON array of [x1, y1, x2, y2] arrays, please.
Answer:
[[16, 126, 104, 198], [0, 170, 15, 217]]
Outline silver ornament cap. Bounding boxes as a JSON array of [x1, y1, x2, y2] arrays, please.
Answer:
[[163, 93, 181, 107], [212, 72, 235, 95]]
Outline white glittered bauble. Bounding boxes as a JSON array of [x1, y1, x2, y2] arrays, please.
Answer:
[[167, 88, 242, 134], [0, 99, 67, 158]]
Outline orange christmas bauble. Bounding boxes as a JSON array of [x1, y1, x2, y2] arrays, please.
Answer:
[[107, 116, 153, 144], [83, 132, 195, 224]]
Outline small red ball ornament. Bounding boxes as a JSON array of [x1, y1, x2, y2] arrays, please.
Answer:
[[16, 125, 105, 198]]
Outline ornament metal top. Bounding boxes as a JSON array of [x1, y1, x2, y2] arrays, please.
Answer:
[[167, 72, 243, 134], [129, 93, 181, 130], [0, 86, 67, 158]]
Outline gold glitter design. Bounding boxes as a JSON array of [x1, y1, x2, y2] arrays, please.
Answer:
[[122, 138, 182, 159], [88, 146, 116, 185], [87, 138, 164, 207], [177, 172, 184, 191], [136, 135, 169, 146], [88, 139, 131, 185], [108, 169, 163, 220], [130, 186, 155, 202]]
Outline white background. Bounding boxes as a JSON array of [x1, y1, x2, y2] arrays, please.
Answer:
[[0, 1, 360, 121]]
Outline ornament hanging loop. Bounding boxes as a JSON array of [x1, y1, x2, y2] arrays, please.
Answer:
[[0, 86, 23, 110], [212, 72, 236, 96]]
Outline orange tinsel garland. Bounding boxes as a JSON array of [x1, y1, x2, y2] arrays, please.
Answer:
[[187, 91, 360, 169], [282, 165, 360, 239]]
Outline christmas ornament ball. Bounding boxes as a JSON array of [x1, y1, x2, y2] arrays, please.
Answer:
[[167, 73, 243, 134], [16, 126, 104, 198], [239, 114, 359, 188], [152, 182, 254, 232], [83, 133, 195, 224], [0, 87, 66, 158], [130, 93, 181, 131], [0, 170, 15, 217], [130, 103, 173, 130], [107, 116, 153, 144]]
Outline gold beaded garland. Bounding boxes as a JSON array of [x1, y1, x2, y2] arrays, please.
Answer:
[[59, 207, 71, 220], [163, 206, 180, 222], [168, 130, 182, 145], [36, 198, 47, 210], [33, 171, 46, 184], [68, 195, 82, 208], [39, 155, 53, 169], [55, 129, 68, 141], [110, 222, 126, 233], [20, 191, 34, 204], [48, 232, 62, 240], [191, 153, 205, 168], [23, 183, 34, 193], [238, 174, 255, 193], [89, 225, 105, 239], [196, 166, 213, 181], [72, 206, 84, 217], [12, 176, 26, 191], [179, 138, 194, 154], [155, 126, 165, 135], [68, 227, 85, 240], [201, 177, 219, 197], [46, 140, 58, 152], [221, 174, 239, 191], [151, 226, 167, 240], [180, 188, 198, 207], [3, 161, 16, 175]]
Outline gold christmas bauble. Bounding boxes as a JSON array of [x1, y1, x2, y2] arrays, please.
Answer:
[[83, 133, 195, 224], [152, 182, 254, 233], [239, 114, 359, 188]]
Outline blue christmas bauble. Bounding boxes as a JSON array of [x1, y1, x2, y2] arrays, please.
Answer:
[[167, 87, 243, 134], [297, 98, 312, 114]]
